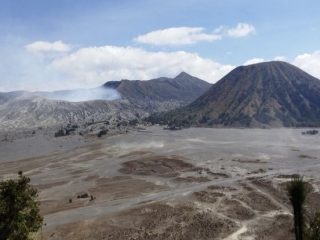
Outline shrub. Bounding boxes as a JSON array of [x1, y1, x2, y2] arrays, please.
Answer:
[[305, 212, 320, 240], [54, 129, 65, 137], [97, 129, 108, 138], [287, 176, 310, 240], [0, 172, 43, 240]]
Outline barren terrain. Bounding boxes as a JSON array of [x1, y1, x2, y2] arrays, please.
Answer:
[[1, 126, 320, 239]]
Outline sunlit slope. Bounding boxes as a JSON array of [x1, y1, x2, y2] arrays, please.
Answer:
[[152, 61, 320, 127], [0, 72, 210, 129]]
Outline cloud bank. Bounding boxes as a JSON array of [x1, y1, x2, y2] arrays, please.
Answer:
[[4, 30, 320, 93], [134, 27, 221, 46], [274, 56, 287, 61], [293, 51, 320, 78], [243, 58, 265, 65], [135, 23, 255, 46], [50, 45, 234, 85], [25, 41, 71, 54], [39, 87, 120, 102], [227, 23, 256, 38]]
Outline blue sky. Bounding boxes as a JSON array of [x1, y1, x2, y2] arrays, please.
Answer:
[[1, 0, 320, 91]]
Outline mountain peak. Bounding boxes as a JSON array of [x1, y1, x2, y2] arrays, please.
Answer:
[[237, 61, 294, 71], [244, 60, 288, 67], [102, 80, 122, 89], [101, 73, 210, 104], [156, 62, 320, 128], [239, 61, 305, 74], [174, 71, 193, 79]]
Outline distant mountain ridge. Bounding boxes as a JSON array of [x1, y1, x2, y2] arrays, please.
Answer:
[[0, 72, 211, 129], [150, 61, 320, 127], [103, 72, 211, 103]]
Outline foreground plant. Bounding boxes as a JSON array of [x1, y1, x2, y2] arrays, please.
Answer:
[[305, 212, 320, 240], [287, 175, 309, 240], [0, 171, 43, 240]]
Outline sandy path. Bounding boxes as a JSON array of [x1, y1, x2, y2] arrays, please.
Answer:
[[245, 182, 291, 213], [223, 225, 249, 240], [43, 162, 320, 230]]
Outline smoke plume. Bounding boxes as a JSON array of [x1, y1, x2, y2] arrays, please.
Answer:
[[37, 87, 120, 102]]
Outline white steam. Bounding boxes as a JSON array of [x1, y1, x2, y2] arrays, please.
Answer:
[[36, 87, 120, 102]]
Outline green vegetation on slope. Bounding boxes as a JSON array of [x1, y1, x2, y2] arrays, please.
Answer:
[[0, 171, 42, 240]]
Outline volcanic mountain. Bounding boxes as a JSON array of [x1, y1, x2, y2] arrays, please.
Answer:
[[103, 72, 210, 106], [0, 72, 210, 129], [151, 61, 320, 127]]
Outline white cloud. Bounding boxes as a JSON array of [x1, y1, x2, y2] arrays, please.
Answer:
[[227, 23, 256, 38], [50, 45, 234, 86], [25, 40, 70, 54], [134, 27, 221, 46], [7, 39, 320, 93], [274, 56, 287, 61], [293, 51, 320, 78], [243, 58, 265, 65], [134, 23, 255, 46]]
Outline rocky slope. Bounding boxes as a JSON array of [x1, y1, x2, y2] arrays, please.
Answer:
[[0, 96, 138, 129], [103, 72, 210, 110], [0, 72, 210, 129], [149, 61, 320, 127]]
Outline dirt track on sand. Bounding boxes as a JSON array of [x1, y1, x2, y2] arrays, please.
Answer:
[[2, 126, 320, 239]]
